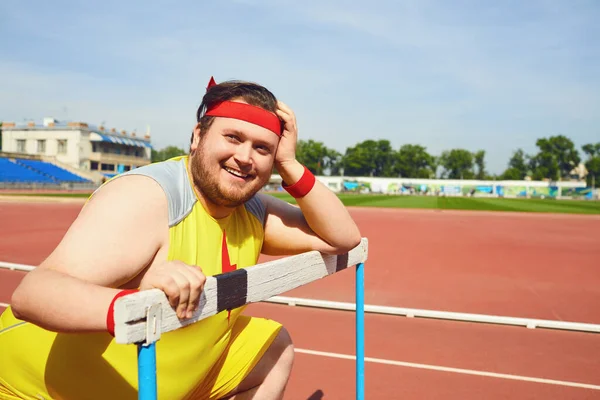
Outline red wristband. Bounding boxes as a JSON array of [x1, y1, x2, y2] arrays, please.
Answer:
[[282, 165, 316, 198], [106, 289, 139, 337]]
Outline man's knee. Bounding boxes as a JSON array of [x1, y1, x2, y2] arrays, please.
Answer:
[[264, 326, 294, 374], [222, 327, 295, 399], [275, 327, 294, 369]]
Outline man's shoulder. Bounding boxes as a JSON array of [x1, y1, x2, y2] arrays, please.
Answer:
[[136, 157, 196, 227], [122, 157, 189, 191], [125, 156, 188, 179], [96, 156, 194, 227], [243, 194, 267, 226]]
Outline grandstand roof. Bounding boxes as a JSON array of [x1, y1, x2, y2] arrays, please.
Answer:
[[2, 119, 152, 148], [90, 132, 151, 148]]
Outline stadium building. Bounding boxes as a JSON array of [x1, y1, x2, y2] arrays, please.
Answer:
[[1, 118, 152, 187]]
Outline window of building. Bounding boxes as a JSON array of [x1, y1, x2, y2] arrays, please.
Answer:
[[57, 139, 67, 154], [37, 140, 46, 154], [16, 139, 26, 153], [101, 163, 115, 171], [90, 161, 99, 171]]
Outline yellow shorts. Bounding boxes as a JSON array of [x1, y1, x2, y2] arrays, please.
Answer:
[[0, 307, 281, 400], [185, 315, 281, 399]]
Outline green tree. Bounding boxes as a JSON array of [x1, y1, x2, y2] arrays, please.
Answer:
[[342, 142, 376, 177], [295, 139, 340, 175], [530, 135, 580, 180], [582, 143, 600, 158], [582, 143, 600, 187], [501, 168, 522, 180], [373, 140, 396, 177], [395, 144, 435, 178], [473, 150, 486, 179], [529, 152, 558, 181], [501, 149, 529, 180], [439, 149, 474, 179], [325, 149, 342, 176], [342, 140, 396, 177], [151, 146, 187, 163], [430, 156, 440, 178]]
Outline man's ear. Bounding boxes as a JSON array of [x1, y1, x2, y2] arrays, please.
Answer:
[[190, 123, 202, 152]]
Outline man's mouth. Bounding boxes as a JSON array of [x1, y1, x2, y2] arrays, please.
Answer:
[[223, 166, 251, 180]]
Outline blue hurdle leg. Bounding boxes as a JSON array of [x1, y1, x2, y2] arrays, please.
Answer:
[[356, 262, 365, 400], [137, 342, 158, 400]]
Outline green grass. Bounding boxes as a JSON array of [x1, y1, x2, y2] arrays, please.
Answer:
[[3, 191, 599, 215], [267, 192, 600, 215]]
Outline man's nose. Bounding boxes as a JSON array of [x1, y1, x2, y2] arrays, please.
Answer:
[[234, 142, 252, 165]]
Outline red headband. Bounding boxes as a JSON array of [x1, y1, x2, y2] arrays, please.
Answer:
[[204, 77, 282, 136]]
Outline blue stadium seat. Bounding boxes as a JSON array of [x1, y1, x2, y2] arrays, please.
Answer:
[[0, 158, 55, 183], [15, 159, 91, 183]]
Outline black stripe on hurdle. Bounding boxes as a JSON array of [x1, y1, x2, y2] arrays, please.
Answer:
[[336, 253, 349, 272], [215, 269, 248, 312]]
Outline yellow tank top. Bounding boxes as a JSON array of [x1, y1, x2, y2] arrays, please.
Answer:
[[0, 156, 268, 399]]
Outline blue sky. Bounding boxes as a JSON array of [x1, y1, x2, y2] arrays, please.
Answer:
[[1, 0, 598, 174]]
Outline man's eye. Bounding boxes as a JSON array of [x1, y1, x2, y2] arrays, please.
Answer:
[[226, 135, 240, 142], [256, 146, 271, 154]]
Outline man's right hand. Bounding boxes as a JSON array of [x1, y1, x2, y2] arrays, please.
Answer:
[[139, 261, 206, 319]]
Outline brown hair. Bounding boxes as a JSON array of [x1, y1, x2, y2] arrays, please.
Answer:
[[191, 80, 281, 148]]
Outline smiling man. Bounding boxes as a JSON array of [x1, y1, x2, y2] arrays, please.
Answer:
[[0, 78, 361, 399]]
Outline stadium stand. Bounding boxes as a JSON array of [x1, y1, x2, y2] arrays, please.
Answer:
[[0, 157, 91, 184], [0, 158, 55, 183], [15, 159, 90, 183]]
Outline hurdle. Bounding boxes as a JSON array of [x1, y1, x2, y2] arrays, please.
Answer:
[[113, 238, 369, 400]]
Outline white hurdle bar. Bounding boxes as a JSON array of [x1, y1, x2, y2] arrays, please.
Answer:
[[2, 258, 600, 334], [113, 238, 369, 400]]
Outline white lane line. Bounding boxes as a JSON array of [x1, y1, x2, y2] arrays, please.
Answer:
[[295, 348, 600, 391], [0, 299, 595, 391]]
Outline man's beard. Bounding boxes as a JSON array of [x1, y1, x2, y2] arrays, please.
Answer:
[[190, 147, 267, 208]]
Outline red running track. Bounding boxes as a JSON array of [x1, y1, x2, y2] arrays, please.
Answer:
[[3, 201, 600, 322], [1, 199, 599, 399], [270, 207, 600, 324]]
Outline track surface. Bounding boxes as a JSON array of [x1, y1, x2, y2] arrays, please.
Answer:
[[1, 200, 599, 399]]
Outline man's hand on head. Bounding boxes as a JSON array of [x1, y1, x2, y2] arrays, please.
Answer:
[[274, 100, 298, 169], [274, 100, 305, 185]]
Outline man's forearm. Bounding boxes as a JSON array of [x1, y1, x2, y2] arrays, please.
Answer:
[[11, 268, 119, 334], [278, 160, 361, 251]]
